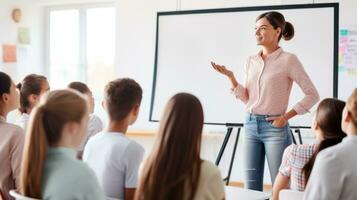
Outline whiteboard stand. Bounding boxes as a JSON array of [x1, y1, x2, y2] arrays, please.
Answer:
[[215, 123, 242, 185], [290, 128, 303, 145]]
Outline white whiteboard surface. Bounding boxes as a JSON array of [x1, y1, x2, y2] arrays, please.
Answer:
[[151, 4, 338, 127]]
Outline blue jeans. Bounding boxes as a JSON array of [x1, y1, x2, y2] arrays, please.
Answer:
[[244, 113, 292, 191]]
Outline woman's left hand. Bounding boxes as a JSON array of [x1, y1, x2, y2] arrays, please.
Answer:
[[266, 116, 288, 128]]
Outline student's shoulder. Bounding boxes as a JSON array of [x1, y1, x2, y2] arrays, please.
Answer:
[[317, 143, 343, 159], [3, 122, 25, 139], [125, 139, 145, 155], [5, 122, 24, 133], [72, 159, 99, 180], [293, 143, 317, 154], [84, 131, 103, 145], [201, 160, 221, 177]]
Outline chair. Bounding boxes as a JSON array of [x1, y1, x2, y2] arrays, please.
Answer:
[[279, 189, 304, 200], [9, 190, 40, 200]]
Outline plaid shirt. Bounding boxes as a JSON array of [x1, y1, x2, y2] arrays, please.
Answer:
[[279, 144, 318, 191]]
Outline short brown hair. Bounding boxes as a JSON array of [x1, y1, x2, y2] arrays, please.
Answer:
[[105, 78, 142, 121], [68, 82, 90, 94]]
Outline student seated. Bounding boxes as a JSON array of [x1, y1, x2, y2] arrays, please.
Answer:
[[0, 72, 24, 200], [15, 74, 49, 131], [304, 88, 357, 200], [273, 98, 346, 199], [19, 89, 105, 200], [83, 78, 144, 200], [135, 93, 225, 200], [68, 81, 103, 159]]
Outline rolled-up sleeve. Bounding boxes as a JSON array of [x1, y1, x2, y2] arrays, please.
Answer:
[[231, 58, 250, 104], [288, 55, 320, 115]]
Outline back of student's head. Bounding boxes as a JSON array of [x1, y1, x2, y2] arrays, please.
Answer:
[[303, 98, 346, 186], [136, 93, 204, 200], [0, 72, 19, 112], [68, 81, 90, 94], [17, 74, 48, 114], [104, 78, 142, 122], [0, 72, 12, 101], [20, 89, 88, 198], [346, 88, 357, 128]]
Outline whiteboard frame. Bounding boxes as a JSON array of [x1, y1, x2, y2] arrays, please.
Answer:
[[149, 3, 339, 128]]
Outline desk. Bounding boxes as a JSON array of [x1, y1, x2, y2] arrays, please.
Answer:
[[225, 186, 271, 200]]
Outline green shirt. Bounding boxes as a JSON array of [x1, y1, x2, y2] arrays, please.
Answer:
[[42, 147, 105, 200]]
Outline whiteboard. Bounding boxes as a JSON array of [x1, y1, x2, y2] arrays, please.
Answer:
[[150, 4, 338, 127]]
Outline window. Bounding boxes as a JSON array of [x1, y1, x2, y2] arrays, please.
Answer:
[[46, 4, 116, 91]]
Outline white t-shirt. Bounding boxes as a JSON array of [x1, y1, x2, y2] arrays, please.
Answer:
[[303, 135, 357, 200], [78, 114, 104, 152], [14, 113, 30, 131], [83, 131, 144, 199]]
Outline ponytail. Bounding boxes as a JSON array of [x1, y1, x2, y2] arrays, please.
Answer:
[[302, 137, 343, 188], [282, 21, 294, 41], [19, 89, 87, 198], [20, 106, 48, 198]]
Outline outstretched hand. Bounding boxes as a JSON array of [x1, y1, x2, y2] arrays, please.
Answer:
[[211, 61, 234, 78]]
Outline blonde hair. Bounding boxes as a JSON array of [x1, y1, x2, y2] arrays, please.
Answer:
[[347, 88, 357, 126], [20, 89, 88, 198]]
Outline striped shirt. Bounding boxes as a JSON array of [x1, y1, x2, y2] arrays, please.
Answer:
[[279, 144, 318, 191], [232, 47, 320, 115]]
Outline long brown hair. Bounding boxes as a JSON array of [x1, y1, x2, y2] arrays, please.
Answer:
[[136, 93, 204, 200], [17, 74, 48, 114], [257, 11, 295, 41], [19, 89, 88, 198], [302, 98, 346, 187]]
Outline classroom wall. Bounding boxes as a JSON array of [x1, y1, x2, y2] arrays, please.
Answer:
[[0, 0, 45, 81]]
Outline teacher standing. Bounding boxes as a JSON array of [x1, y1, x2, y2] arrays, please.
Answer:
[[211, 11, 319, 191]]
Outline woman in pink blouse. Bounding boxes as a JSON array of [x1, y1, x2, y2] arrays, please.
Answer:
[[211, 11, 319, 191], [273, 98, 346, 200], [0, 72, 24, 200]]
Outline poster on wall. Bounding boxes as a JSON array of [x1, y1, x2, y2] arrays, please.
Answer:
[[339, 26, 357, 100], [18, 27, 30, 45], [2, 44, 17, 63]]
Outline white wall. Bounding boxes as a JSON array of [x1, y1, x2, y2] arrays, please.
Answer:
[[0, 0, 45, 81]]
